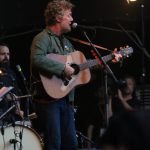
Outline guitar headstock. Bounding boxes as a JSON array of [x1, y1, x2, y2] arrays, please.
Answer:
[[119, 46, 133, 58]]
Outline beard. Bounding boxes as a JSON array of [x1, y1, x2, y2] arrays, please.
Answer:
[[0, 59, 10, 69], [62, 25, 71, 34]]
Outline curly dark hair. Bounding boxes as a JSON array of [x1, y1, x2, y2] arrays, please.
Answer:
[[44, 0, 74, 26]]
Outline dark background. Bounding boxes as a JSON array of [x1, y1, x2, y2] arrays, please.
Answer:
[[0, 0, 150, 82], [0, 0, 150, 141]]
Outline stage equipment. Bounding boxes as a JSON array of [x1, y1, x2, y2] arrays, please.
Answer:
[[67, 36, 111, 52], [0, 124, 43, 150], [124, 0, 150, 83], [0, 86, 14, 101], [82, 30, 125, 127], [127, 0, 137, 4], [16, 65, 33, 120]]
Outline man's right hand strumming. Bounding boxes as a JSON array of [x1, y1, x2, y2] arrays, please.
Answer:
[[63, 64, 75, 77]]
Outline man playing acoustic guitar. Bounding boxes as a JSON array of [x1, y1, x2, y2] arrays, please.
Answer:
[[30, 0, 125, 150]]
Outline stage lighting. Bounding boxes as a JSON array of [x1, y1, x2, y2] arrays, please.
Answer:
[[127, 0, 137, 4]]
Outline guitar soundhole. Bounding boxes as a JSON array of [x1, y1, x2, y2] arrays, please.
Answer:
[[71, 64, 80, 75], [63, 77, 71, 86]]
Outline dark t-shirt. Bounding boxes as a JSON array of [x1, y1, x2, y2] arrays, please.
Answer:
[[111, 96, 140, 115]]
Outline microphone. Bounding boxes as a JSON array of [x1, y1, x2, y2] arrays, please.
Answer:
[[71, 22, 94, 30], [9, 139, 19, 144], [16, 65, 26, 81]]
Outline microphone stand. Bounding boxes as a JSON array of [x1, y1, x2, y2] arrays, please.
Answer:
[[22, 77, 32, 121], [13, 139, 16, 150], [16, 65, 33, 121], [141, 2, 145, 83], [83, 31, 119, 127], [76, 130, 96, 148], [91, 23, 150, 59]]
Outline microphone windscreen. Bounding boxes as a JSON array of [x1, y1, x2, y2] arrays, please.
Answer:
[[16, 65, 21, 72], [71, 22, 78, 29]]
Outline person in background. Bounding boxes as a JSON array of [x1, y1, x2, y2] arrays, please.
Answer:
[[108, 74, 140, 118], [101, 110, 150, 150], [86, 74, 140, 148], [0, 43, 24, 126]]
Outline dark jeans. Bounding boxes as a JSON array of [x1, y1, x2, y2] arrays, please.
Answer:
[[35, 98, 78, 150]]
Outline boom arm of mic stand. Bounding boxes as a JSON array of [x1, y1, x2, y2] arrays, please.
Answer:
[[117, 23, 150, 59], [83, 31, 119, 84], [94, 24, 150, 59], [83, 31, 119, 127]]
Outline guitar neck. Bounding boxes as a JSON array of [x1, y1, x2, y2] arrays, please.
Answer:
[[79, 53, 114, 71]]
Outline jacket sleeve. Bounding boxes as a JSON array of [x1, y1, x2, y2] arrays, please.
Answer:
[[30, 32, 65, 77]]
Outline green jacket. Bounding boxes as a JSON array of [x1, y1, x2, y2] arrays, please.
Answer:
[[30, 28, 75, 101]]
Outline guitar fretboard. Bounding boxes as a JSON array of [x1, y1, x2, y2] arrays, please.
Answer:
[[79, 53, 114, 71]]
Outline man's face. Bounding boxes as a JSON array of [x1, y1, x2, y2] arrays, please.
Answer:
[[0, 46, 10, 63], [59, 9, 73, 33]]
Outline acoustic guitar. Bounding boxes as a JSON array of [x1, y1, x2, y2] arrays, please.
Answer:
[[40, 47, 133, 99]]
